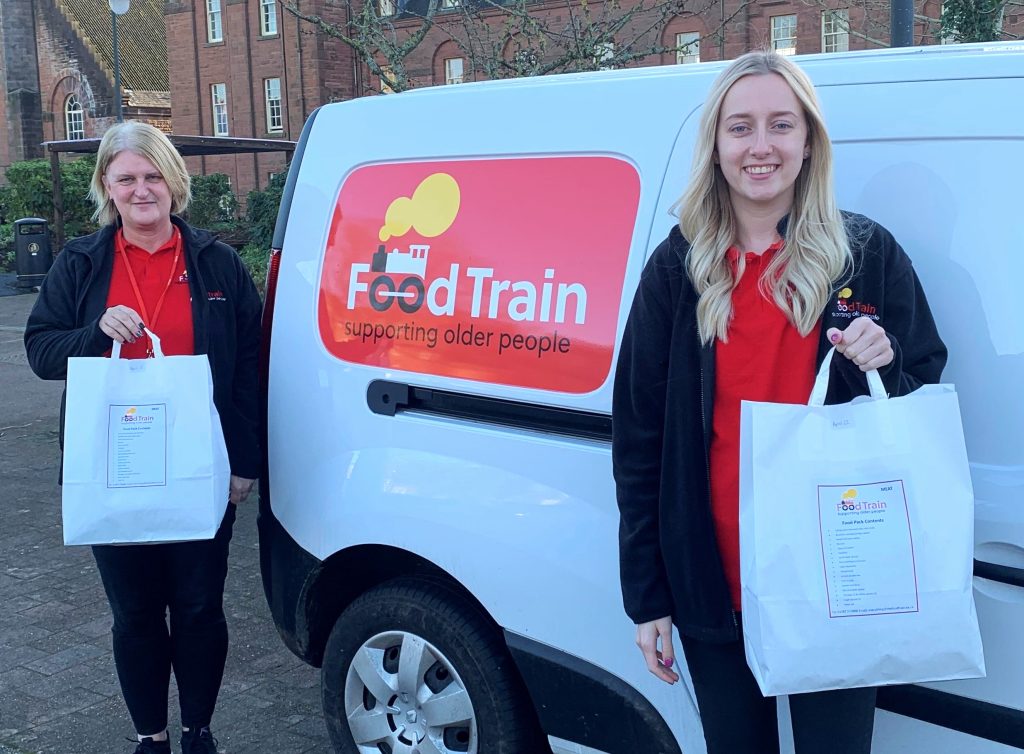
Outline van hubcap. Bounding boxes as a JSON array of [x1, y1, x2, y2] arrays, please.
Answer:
[[344, 630, 477, 754]]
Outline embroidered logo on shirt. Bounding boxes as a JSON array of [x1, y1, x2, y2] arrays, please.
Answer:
[[207, 290, 226, 301], [178, 271, 189, 284], [832, 287, 879, 320]]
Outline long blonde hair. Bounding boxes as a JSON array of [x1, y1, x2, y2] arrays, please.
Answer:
[[676, 51, 851, 344]]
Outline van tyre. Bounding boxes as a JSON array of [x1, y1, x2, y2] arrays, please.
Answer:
[[321, 578, 544, 754]]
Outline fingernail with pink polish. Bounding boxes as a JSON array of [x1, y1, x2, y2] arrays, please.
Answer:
[[663, 657, 673, 668], [830, 333, 841, 344]]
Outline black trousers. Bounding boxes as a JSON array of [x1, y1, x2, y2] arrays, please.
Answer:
[[681, 633, 877, 754], [92, 505, 236, 735]]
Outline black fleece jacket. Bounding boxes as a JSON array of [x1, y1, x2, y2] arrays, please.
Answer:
[[24, 217, 262, 480], [612, 213, 946, 643]]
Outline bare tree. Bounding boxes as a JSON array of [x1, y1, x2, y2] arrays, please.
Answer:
[[441, 0, 749, 78], [280, 0, 441, 92], [281, 0, 748, 94]]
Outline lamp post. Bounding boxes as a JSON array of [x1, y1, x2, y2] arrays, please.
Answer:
[[109, 0, 130, 122], [890, 0, 914, 46]]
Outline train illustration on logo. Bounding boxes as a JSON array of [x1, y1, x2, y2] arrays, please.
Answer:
[[367, 244, 430, 313]]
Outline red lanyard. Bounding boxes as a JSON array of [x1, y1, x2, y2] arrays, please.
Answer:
[[117, 232, 182, 357]]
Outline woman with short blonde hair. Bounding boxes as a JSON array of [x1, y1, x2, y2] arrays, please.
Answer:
[[614, 50, 946, 753], [26, 121, 262, 754], [89, 121, 192, 226]]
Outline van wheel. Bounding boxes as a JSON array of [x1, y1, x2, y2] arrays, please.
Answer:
[[321, 578, 543, 754]]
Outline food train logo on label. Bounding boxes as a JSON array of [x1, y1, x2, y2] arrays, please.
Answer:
[[836, 487, 887, 513], [121, 407, 154, 424]]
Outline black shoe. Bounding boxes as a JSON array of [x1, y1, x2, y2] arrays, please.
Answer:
[[132, 737, 172, 754], [180, 727, 219, 754]]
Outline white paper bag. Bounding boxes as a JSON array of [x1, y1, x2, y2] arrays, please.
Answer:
[[62, 330, 230, 545], [739, 347, 985, 696]]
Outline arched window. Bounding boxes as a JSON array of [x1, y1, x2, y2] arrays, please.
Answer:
[[65, 94, 85, 140]]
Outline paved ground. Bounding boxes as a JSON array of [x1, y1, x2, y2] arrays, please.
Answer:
[[0, 292, 333, 753]]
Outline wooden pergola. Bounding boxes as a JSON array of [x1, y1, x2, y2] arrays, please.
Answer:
[[43, 135, 296, 248]]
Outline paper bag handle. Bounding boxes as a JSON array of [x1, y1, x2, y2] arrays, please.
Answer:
[[110, 328, 164, 360], [808, 346, 887, 407]]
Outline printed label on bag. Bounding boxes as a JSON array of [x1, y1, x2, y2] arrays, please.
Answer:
[[106, 404, 167, 488], [817, 480, 919, 618]]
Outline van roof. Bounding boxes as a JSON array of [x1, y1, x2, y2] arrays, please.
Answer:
[[386, 40, 1024, 98]]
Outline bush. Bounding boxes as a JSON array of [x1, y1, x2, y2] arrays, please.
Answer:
[[0, 184, 12, 225], [186, 173, 238, 234], [244, 172, 286, 252], [0, 223, 13, 272], [238, 242, 268, 298], [3, 155, 98, 241]]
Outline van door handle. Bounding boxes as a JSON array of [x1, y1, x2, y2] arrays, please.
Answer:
[[366, 379, 613, 441], [974, 559, 1024, 589]]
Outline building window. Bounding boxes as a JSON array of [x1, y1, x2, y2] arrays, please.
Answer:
[[260, 0, 278, 35], [64, 94, 85, 140], [675, 32, 700, 64], [264, 78, 283, 132], [441, 0, 461, 8], [380, 66, 396, 93], [444, 57, 464, 85], [211, 83, 228, 135], [379, 0, 396, 16], [821, 9, 849, 52], [595, 41, 615, 69], [771, 14, 798, 56], [206, 0, 223, 42]]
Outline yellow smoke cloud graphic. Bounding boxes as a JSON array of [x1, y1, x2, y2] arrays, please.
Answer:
[[842, 489, 857, 499], [379, 173, 461, 242], [839, 287, 853, 299]]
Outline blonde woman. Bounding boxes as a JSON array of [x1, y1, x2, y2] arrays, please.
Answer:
[[612, 51, 945, 753], [25, 122, 261, 754]]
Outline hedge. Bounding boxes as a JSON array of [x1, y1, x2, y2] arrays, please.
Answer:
[[1, 157, 285, 293]]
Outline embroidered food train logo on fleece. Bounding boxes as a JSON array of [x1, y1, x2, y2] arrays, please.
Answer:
[[834, 287, 879, 319]]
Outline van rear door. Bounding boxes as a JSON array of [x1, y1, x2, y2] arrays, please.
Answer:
[[823, 59, 1024, 754]]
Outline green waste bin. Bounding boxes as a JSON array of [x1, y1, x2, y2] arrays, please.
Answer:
[[14, 217, 52, 289]]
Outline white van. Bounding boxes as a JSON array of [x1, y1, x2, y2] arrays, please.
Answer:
[[259, 42, 1024, 754]]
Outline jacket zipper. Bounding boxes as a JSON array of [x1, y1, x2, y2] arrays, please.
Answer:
[[698, 343, 740, 639]]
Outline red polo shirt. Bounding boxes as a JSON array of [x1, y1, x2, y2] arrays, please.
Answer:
[[105, 227, 194, 358], [709, 243, 820, 611]]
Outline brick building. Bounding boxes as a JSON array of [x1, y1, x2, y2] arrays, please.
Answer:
[[163, 0, 355, 196], [0, 0, 171, 176], [373, 0, 962, 90], [165, 0, 1021, 199]]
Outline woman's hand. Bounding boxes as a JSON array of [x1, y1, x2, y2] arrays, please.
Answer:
[[99, 305, 145, 344], [827, 318, 894, 372], [636, 616, 679, 684], [229, 475, 256, 505]]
